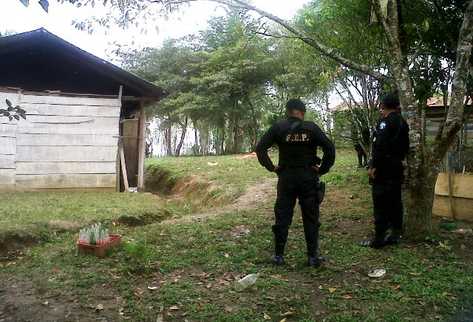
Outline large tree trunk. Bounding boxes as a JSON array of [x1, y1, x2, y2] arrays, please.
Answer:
[[232, 117, 242, 154], [403, 159, 439, 237], [164, 123, 173, 157], [175, 116, 188, 157], [199, 122, 210, 155]]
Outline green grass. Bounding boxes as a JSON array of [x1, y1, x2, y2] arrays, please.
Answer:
[[146, 150, 362, 195], [146, 153, 273, 197], [0, 192, 167, 233], [1, 150, 473, 322]]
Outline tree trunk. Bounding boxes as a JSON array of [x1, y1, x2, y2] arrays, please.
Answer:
[[200, 122, 210, 155], [145, 126, 154, 158], [247, 99, 260, 151], [232, 116, 242, 154], [403, 160, 438, 237], [220, 126, 226, 155], [324, 94, 333, 139], [164, 123, 173, 157], [193, 123, 200, 155], [175, 116, 188, 157]]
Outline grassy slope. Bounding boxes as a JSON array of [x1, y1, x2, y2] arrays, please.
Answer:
[[146, 150, 364, 195], [146, 153, 274, 198], [2, 150, 473, 322], [0, 192, 166, 233]]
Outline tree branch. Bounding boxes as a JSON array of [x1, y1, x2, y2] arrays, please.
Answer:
[[207, 0, 391, 82], [433, 0, 473, 160]]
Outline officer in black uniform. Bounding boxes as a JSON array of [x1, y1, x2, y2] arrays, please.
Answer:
[[362, 93, 410, 248], [354, 143, 367, 168], [256, 99, 336, 267]]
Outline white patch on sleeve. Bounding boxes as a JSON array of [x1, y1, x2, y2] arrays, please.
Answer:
[[379, 122, 387, 130]]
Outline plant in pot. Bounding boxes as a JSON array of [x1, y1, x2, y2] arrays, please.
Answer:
[[77, 223, 121, 257]]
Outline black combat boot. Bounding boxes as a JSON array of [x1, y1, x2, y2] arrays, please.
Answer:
[[272, 225, 287, 265], [273, 255, 285, 266], [360, 234, 387, 249], [308, 256, 322, 268], [385, 229, 402, 245]]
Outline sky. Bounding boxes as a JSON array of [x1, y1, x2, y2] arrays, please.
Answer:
[[0, 0, 310, 61]]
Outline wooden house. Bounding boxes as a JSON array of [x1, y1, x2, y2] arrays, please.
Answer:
[[427, 97, 473, 222], [425, 96, 472, 141], [0, 28, 164, 191]]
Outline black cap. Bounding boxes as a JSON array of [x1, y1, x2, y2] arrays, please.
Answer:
[[286, 98, 306, 112], [381, 92, 401, 110]]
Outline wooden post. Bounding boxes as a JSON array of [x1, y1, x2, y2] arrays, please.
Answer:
[[446, 154, 456, 220], [119, 142, 129, 192], [137, 101, 146, 191], [118, 85, 123, 101], [117, 85, 124, 192], [116, 143, 121, 192]]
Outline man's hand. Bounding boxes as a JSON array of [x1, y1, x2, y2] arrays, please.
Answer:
[[273, 165, 281, 174], [368, 168, 377, 179], [312, 165, 320, 174]]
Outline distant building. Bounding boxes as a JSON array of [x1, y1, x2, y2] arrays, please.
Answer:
[[425, 96, 472, 139]]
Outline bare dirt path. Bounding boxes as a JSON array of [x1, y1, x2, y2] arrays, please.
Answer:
[[0, 276, 122, 322], [160, 178, 277, 225]]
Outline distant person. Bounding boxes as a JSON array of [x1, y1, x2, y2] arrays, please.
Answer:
[[256, 99, 336, 267], [361, 93, 410, 248], [354, 143, 367, 168]]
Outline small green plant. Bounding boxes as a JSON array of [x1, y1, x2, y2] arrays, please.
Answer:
[[123, 239, 154, 273], [439, 220, 458, 232]]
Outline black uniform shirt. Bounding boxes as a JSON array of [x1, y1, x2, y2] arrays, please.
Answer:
[[371, 112, 410, 177], [255, 117, 336, 175]]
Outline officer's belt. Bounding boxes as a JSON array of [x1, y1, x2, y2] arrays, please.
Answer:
[[281, 165, 313, 169]]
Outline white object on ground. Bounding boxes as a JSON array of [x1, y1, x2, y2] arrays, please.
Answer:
[[235, 273, 260, 291], [368, 269, 386, 278]]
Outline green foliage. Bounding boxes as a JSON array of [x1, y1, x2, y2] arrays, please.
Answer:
[[299, 0, 386, 68], [118, 11, 333, 156], [122, 239, 154, 273], [0, 192, 170, 233]]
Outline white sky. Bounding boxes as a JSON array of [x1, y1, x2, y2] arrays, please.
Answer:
[[0, 0, 310, 61], [0, 0, 346, 110]]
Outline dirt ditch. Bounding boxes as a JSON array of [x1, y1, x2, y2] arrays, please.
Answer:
[[0, 220, 84, 258], [145, 165, 230, 210]]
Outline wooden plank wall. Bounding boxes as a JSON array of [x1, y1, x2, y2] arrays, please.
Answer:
[[433, 173, 473, 222], [0, 92, 19, 191], [0, 91, 121, 191]]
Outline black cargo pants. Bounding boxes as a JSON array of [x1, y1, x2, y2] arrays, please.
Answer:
[[372, 180, 403, 241], [273, 168, 320, 257]]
